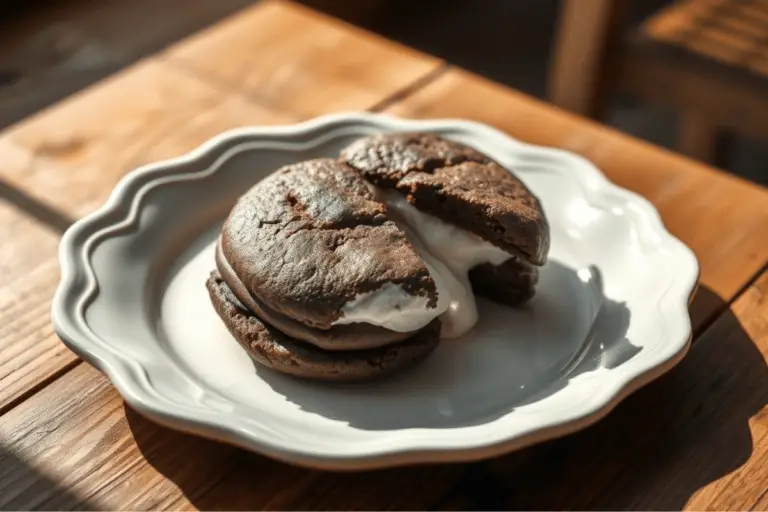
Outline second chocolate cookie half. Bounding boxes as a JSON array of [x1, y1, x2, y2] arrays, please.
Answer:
[[339, 132, 548, 337]]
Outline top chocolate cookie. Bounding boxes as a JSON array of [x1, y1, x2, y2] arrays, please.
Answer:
[[219, 158, 438, 330], [340, 133, 549, 266]]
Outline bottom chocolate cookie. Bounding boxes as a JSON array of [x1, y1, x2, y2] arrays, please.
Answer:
[[206, 272, 441, 382], [469, 257, 539, 306]]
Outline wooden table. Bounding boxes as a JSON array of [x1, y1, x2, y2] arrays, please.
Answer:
[[0, 1, 767, 509]]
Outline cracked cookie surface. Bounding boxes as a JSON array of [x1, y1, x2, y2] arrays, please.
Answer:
[[340, 133, 549, 266], [219, 158, 438, 330]]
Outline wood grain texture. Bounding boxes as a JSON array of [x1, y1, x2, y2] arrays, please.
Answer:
[[618, 0, 768, 144], [548, 0, 768, 156], [642, 0, 768, 79], [0, 57, 289, 412], [619, 43, 768, 143], [3, 273, 764, 510], [0, 62, 292, 421], [2, 59, 234, 217], [751, 486, 768, 511], [164, 0, 440, 117], [386, 69, 768, 329], [0, 0, 256, 128], [0, 199, 73, 413], [0, 363, 237, 510], [0, 363, 464, 510]]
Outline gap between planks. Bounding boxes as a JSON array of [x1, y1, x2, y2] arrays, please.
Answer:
[[749, 485, 768, 511], [367, 63, 451, 112], [0, 358, 81, 417], [693, 260, 768, 338]]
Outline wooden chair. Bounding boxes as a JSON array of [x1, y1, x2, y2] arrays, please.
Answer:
[[549, 0, 768, 166]]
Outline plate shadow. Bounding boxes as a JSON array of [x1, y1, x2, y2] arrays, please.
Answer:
[[437, 284, 768, 510], [255, 262, 637, 430]]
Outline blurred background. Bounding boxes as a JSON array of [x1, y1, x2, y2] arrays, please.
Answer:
[[0, 0, 765, 185]]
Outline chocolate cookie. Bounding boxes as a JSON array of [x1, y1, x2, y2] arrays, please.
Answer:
[[340, 133, 549, 266], [469, 257, 539, 306], [215, 242, 412, 351], [220, 158, 437, 327], [218, 158, 442, 350], [207, 133, 551, 381], [207, 272, 441, 382]]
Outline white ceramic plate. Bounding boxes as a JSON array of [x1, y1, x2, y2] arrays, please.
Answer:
[[52, 113, 699, 470]]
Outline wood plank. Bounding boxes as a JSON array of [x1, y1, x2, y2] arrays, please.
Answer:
[[0, 363, 239, 510], [751, 487, 768, 511], [642, 0, 730, 45], [0, 61, 285, 404], [0, 0, 256, 128], [193, 453, 463, 511], [1, 59, 258, 218], [618, 44, 768, 142], [436, 270, 768, 510], [0, 363, 464, 510], [386, 68, 768, 329], [0, 56, 291, 413], [626, 0, 768, 145], [0, 61, 290, 416], [0, 199, 72, 413], [164, 0, 440, 116], [642, 0, 768, 71]]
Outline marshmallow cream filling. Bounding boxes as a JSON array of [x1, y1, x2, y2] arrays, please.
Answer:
[[332, 189, 512, 338], [332, 282, 437, 333]]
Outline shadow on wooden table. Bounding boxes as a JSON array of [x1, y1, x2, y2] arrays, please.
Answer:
[[123, 285, 766, 510], [0, 178, 74, 233], [0, 447, 101, 510], [448, 285, 768, 510], [123, 404, 462, 510]]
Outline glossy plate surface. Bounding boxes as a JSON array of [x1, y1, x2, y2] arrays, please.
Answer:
[[53, 113, 699, 469]]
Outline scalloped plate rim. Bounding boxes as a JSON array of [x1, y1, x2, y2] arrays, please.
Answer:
[[51, 112, 700, 470]]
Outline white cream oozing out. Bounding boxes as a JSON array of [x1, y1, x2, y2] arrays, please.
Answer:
[[332, 188, 512, 339], [333, 282, 439, 333]]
